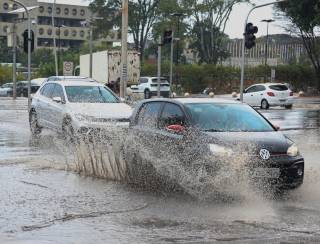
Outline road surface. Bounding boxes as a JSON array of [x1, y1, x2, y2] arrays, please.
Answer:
[[0, 98, 320, 244]]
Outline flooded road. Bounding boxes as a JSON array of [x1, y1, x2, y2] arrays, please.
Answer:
[[1, 98, 320, 243]]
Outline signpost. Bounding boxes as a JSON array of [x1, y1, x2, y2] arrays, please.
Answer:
[[63, 61, 74, 76]]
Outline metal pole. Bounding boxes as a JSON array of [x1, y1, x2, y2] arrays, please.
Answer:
[[169, 32, 174, 98], [120, 0, 128, 98], [265, 22, 269, 82], [52, 0, 58, 76], [176, 17, 180, 85], [240, 1, 286, 102], [89, 24, 93, 78], [27, 9, 31, 110], [157, 37, 161, 98], [12, 22, 17, 100]]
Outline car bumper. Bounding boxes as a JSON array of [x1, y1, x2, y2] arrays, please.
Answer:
[[268, 97, 294, 106], [249, 155, 304, 189], [72, 120, 130, 136]]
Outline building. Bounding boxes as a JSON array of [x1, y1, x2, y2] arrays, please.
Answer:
[[181, 34, 307, 67], [0, 0, 119, 49], [223, 35, 307, 67]]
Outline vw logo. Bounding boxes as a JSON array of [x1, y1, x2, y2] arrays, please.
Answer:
[[259, 149, 270, 160]]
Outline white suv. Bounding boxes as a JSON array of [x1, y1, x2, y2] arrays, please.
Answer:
[[242, 83, 294, 109], [130, 77, 170, 99], [29, 80, 132, 137]]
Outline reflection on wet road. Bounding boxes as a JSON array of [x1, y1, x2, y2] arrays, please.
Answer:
[[1, 98, 320, 243]]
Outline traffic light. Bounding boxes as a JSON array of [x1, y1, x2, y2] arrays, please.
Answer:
[[245, 23, 258, 49], [23, 29, 35, 53], [163, 30, 173, 45]]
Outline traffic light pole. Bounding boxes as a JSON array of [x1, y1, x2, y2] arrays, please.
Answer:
[[169, 32, 174, 97], [240, 1, 286, 102]]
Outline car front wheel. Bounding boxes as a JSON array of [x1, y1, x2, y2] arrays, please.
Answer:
[[261, 99, 269, 110], [62, 118, 75, 142], [29, 111, 42, 136]]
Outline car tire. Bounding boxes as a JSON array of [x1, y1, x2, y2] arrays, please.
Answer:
[[261, 99, 269, 110], [29, 111, 42, 136], [144, 89, 151, 99], [285, 104, 293, 109]]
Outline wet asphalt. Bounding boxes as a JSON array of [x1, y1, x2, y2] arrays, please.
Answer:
[[0, 97, 320, 244]]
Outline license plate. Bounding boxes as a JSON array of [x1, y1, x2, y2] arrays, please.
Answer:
[[251, 168, 280, 179], [279, 99, 286, 102]]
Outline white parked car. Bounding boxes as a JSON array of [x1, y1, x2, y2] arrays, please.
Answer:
[[242, 83, 294, 109], [130, 77, 170, 99], [0, 83, 13, 97], [29, 80, 133, 137]]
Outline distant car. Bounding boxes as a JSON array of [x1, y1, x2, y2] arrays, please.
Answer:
[[20, 78, 47, 97], [0, 83, 13, 97], [242, 83, 294, 109], [29, 80, 133, 138], [124, 98, 304, 191], [130, 77, 170, 99]]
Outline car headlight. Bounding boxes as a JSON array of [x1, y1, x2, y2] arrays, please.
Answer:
[[287, 144, 299, 157], [209, 144, 233, 157]]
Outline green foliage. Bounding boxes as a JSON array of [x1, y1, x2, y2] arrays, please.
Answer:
[[141, 63, 316, 93], [0, 65, 13, 85]]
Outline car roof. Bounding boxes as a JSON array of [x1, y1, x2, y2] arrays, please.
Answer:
[[249, 83, 287, 87], [141, 97, 241, 105], [48, 80, 104, 86]]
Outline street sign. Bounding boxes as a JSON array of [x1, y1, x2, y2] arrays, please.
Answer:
[[63, 61, 74, 76]]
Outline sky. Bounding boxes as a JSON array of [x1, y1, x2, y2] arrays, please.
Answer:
[[46, 0, 286, 39]]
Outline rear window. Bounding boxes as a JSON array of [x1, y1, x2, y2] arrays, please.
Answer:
[[151, 78, 169, 83], [269, 85, 288, 91]]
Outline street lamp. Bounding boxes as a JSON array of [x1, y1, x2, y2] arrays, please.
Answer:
[[261, 19, 275, 82], [9, 1, 38, 110]]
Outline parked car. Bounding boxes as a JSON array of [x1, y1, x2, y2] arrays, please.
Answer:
[[29, 80, 133, 137], [124, 98, 304, 191], [241, 83, 294, 109], [0, 83, 13, 97], [130, 77, 170, 99]]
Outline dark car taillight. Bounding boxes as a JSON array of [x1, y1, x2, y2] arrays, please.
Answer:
[[290, 92, 293, 96], [267, 92, 275, 97]]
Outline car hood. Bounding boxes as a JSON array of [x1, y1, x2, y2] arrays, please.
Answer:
[[202, 131, 290, 154], [68, 103, 133, 120]]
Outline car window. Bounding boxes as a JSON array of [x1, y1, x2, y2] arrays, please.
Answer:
[[246, 86, 257, 93], [159, 103, 185, 129], [256, 85, 266, 92], [40, 83, 55, 98], [151, 78, 169, 83], [269, 85, 289, 91], [185, 103, 274, 132], [51, 84, 65, 101], [139, 78, 148, 84], [137, 102, 162, 128], [65, 86, 118, 103]]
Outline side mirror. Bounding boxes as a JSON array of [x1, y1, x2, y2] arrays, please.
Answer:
[[273, 124, 280, 131], [52, 96, 62, 103], [166, 124, 186, 133], [243, 89, 247, 94], [119, 97, 125, 102]]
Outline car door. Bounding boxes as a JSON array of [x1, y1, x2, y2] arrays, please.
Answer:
[[131, 101, 164, 161], [243, 85, 258, 106], [254, 85, 267, 106], [48, 84, 66, 131], [155, 102, 187, 164], [137, 77, 148, 93], [35, 83, 55, 128]]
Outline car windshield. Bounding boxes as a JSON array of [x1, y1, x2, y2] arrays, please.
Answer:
[[65, 86, 119, 103], [185, 103, 274, 132], [269, 85, 288, 91]]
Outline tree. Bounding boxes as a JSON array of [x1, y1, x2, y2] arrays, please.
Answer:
[[90, 0, 160, 62], [277, 0, 320, 90], [180, 0, 248, 64]]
